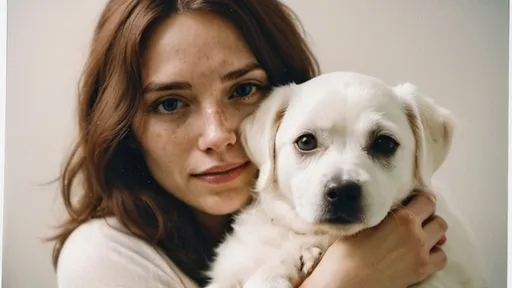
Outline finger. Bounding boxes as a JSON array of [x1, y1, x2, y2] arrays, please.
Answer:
[[423, 215, 448, 248], [429, 246, 448, 272], [403, 191, 437, 222]]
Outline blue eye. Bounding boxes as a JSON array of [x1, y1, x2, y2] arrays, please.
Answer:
[[155, 98, 186, 114], [232, 83, 257, 98]]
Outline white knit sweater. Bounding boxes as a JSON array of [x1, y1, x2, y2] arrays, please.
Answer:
[[56, 217, 200, 288]]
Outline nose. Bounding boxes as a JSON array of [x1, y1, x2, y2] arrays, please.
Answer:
[[323, 179, 363, 224], [198, 107, 237, 152]]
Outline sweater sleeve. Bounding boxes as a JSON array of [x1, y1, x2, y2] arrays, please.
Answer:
[[56, 218, 198, 288]]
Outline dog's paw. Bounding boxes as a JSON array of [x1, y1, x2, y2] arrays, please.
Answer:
[[299, 246, 323, 276]]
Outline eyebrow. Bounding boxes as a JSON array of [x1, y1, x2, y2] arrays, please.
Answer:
[[143, 62, 264, 94], [221, 62, 263, 81]]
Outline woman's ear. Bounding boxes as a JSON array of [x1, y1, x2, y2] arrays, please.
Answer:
[[393, 83, 455, 187], [239, 84, 295, 191]]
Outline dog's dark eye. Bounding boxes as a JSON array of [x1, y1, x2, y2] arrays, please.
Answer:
[[370, 135, 399, 156], [295, 133, 317, 152]]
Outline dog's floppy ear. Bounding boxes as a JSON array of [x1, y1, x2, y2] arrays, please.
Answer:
[[393, 83, 455, 188], [239, 84, 295, 191]]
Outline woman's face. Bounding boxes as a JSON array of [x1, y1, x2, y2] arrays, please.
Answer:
[[134, 11, 265, 216]]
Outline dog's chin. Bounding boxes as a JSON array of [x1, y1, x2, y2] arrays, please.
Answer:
[[313, 205, 394, 237], [293, 214, 368, 236], [314, 210, 390, 237], [315, 221, 368, 237], [283, 199, 395, 236]]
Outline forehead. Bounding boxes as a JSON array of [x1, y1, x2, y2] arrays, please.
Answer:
[[284, 73, 406, 133], [141, 11, 255, 83]]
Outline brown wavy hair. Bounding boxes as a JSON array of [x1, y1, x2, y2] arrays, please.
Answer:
[[50, 0, 319, 285]]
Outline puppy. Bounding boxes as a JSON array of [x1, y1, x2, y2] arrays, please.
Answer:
[[205, 71, 487, 288]]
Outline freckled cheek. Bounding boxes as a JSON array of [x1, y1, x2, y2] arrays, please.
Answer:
[[234, 105, 259, 129], [137, 121, 192, 169]]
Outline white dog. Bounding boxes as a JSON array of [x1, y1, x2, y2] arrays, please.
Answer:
[[205, 72, 487, 288]]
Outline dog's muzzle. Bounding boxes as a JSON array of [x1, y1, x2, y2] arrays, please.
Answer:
[[321, 178, 363, 225]]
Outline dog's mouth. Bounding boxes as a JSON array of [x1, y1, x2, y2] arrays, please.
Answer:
[[311, 190, 424, 237], [320, 212, 363, 226], [314, 206, 366, 236]]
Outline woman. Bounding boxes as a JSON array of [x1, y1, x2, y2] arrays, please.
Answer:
[[51, 0, 448, 287]]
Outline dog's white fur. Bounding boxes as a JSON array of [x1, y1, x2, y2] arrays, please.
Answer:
[[205, 72, 487, 288]]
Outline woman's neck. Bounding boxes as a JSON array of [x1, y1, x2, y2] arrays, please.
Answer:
[[193, 210, 231, 241]]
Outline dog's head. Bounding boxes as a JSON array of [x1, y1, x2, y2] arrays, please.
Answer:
[[240, 71, 454, 235]]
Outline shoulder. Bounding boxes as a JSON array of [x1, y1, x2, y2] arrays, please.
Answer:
[[56, 217, 199, 288]]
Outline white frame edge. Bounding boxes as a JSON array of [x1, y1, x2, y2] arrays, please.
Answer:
[[0, 0, 6, 285], [508, 1, 511, 287]]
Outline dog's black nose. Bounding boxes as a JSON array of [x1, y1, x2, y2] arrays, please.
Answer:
[[323, 180, 362, 224], [325, 180, 361, 203]]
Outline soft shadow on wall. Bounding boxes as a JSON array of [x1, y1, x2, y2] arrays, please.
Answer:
[[2, 1, 508, 288], [4, 1, 108, 288]]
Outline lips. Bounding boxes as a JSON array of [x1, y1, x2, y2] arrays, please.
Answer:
[[192, 162, 250, 185], [195, 162, 248, 176]]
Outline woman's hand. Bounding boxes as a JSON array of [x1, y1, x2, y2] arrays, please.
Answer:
[[300, 191, 448, 288]]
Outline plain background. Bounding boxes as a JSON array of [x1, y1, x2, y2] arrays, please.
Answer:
[[0, 0, 5, 285], [3, 0, 508, 287]]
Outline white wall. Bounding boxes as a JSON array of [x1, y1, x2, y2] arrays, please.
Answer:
[[3, 1, 508, 287], [4, 1, 107, 287], [0, 0, 6, 285]]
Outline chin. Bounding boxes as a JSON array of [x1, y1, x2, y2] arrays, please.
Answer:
[[204, 188, 252, 216]]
